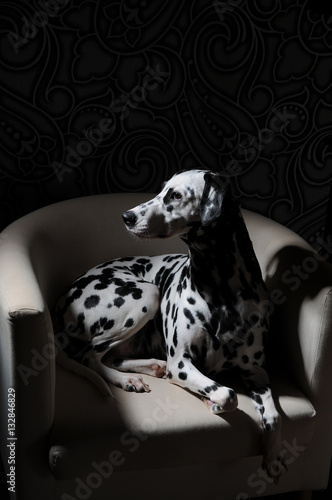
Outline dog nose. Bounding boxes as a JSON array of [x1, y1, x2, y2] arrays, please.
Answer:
[[122, 210, 138, 227]]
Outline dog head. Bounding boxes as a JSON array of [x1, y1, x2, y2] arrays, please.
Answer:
[[122, 169, 229, 239]]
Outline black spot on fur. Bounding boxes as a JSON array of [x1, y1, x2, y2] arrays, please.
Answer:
[[74, 313, 85, 334], [99, 317, 108, 327], [204, 383, 221, 393], [94, 283, 108, 290], [251, 394, 263, 406], [196, 311, 205, 323], [72, 289, 83, 300], [247, 331, 254, 347], [177, 265, 189, 294], [124, 318, 134, 328], [114, 297, 125, 308], [114, 279, 143, 300], [74, 275, 99, 290], [173, 329, 178, 347], [179, 371, 187, 380], [137, 258, 150, 265], [184, 308, 195, 324], [84, 295, 100, 309], [250, 313, 260, 325], [263, 421, 272, 432], [93, 341, 111, 353], [105, 319, 114, 330], [90, 321, 100, 335]]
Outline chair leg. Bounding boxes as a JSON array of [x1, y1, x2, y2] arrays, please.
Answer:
[[297, 491, 312, 500]]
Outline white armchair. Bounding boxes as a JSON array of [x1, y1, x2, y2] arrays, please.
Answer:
[[1, 193, 332, 500]]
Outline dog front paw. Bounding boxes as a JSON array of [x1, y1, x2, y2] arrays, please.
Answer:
[[150, 360, 167, 378], [262, 453, 287, 484], [202, 387, 238, 413]]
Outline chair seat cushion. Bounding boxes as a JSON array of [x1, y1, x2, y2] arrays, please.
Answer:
[[49, 363, 316, 480]]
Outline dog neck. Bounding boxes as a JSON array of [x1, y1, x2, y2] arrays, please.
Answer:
[[182, 198, 261, 305]]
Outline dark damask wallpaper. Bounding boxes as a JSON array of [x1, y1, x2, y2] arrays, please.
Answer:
[[1, 0, 332, 253]]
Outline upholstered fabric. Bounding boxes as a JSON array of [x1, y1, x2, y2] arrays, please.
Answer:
[[1, 193, 332, 500], [49, 366, 316, 480]]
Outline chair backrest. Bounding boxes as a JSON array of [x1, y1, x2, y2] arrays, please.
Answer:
[[1, 192, 319, 307], [1, 194, 187, 308]]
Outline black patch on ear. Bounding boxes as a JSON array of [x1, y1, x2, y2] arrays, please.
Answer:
[[163, 188, 173, 204], [200, 172, 228, 226]]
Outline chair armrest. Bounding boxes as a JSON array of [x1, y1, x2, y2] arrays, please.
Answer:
[[267, 244, 332, 412], [243, 210, 332, 411], [0, 229, 55, 495], [0, 229, 46, 314]]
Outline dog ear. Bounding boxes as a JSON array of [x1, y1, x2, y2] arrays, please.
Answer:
[[200, 171, 228, 226]]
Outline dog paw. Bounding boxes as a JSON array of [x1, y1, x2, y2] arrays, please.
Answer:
[[262, 454, 287, 484], [139, 359, 167, 378], [261, 417, 285, 483], [150, 360, 167, 378], [202, 388, 238, 414], [124, 376, 151, 393]]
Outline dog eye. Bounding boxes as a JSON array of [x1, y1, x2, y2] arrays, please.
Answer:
[[171, 191, 182, 200]]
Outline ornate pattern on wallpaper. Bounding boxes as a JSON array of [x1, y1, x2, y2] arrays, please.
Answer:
[[0, 0, 332, 249]]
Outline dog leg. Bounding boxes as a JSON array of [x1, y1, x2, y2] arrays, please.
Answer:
[[58, 276, 161, 393], [240, 366, 283, 482], [166, 356, 238, 413], [86, 352, 152, 392], [109, 358, 167, 378]]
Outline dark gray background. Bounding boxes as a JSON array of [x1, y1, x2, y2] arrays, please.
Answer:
[[1, 0, 332, 254]]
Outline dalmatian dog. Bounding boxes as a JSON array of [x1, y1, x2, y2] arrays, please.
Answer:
[[54, 169, 283, 480]]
